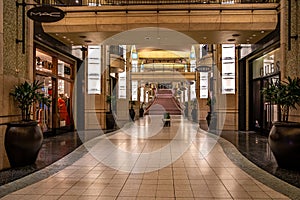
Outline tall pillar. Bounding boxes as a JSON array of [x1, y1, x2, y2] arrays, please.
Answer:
[[0, 0, 4, 170], [0, 0, 33, 169], [280, 0, 287, 79], [214, 44, 238, 131], [286, 0, 299, 78]]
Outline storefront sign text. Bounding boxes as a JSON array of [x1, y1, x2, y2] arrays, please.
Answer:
[[27, 6, 65, 23]]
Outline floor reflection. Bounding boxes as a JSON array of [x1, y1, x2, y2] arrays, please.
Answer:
[[0, 132, 82, 186], [220, 131, 300, 188], [1, 126, 300, 189]]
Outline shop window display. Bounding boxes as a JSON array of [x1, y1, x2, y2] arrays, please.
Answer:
[[36, 50, 53, 73], [251, 48, 280, 132], [58, 79, 71, 127], [35, 47, 74, 132], [35, 75, 52, 132]]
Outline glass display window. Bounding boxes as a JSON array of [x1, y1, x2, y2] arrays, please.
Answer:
[[252, 48, 280, 79], [58, 79, 72, 127], [36, 50, 54, 73], [35, 46, 75, 132], [35, 75, 53, 132], [58, 59, 72, 79]]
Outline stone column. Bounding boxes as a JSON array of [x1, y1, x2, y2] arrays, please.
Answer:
[[282, 0, 300, 78], [280, 0, 287, 79], [0, 0, 33, 169], [0, 0, 4, 170], [287, 0, 300, 77]]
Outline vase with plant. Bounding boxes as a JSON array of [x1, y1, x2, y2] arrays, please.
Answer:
[[5, 80, 51, 167], [261, 76, 300, 169]]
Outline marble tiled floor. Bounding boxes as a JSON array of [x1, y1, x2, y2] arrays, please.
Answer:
[[0, 116, 299, 199]]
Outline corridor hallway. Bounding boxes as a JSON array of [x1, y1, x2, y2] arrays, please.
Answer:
[[0, 116, 296, 199]]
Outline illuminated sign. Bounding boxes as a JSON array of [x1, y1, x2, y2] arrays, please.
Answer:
[[132, 81, 138, 101], [27, 6, 65, 23], [87, 46, 101, 94], [196, 66, 211, 72], [221, 44, 235, 94], [200, 73, 208, 98]]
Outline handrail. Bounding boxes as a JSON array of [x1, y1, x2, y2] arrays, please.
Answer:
[[34, 0, 279, 6]]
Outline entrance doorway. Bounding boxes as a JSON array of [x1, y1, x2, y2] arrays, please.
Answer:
[[251, 75, 279, 133]]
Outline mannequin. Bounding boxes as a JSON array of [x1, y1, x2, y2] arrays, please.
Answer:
[[58, 94, 70, 126]]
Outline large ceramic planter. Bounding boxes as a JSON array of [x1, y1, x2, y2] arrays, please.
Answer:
[[5, 121, 43, 167], [106, 112, 116, 130], [268, 121, 300, 169], [191, 108, 197, 123]]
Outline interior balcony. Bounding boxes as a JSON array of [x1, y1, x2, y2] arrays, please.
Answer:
[[41, 2, 279, 45]]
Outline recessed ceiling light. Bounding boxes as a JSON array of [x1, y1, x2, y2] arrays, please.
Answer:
[[246, 39, 250, 41], [203, 36, 207, 39], [227, 38, 235, 42], [79, 35, 87, 38], [252, 34, 256, 37], [249, 37, 253, 39], [261, 30, 265, 33], [232, 34, 240, 37], [63, 36, 67, 39]]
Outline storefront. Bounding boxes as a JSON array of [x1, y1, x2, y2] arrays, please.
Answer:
[[249, 48, 280, 133], [34, 43, 76, 134]]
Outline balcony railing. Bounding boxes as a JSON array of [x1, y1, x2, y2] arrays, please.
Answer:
[[34, 0, 279, 6]]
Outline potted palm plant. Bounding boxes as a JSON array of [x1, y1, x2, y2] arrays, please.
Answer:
[[5, 80, 51, 167], [261, 76, 300, 169]]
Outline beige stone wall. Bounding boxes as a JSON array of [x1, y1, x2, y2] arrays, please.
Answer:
[[0, 0, 3, 171], [282, 0, 300, 123], [0, 0, 32, 170], [283, 0, 300, 78], [214, 45, 239, 131], [85, 46, 108, 130]]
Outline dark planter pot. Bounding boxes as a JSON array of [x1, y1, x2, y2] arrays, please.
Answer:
[[5, 121, 43, 167], [206, 112, 217, 131], [129, 109, 135, 121], [206, 112, 211, 126], [268, 121, 300, 169], [139, 108, 144, 118], [191, 109, 197, 123], [106, 112, 115, 130]]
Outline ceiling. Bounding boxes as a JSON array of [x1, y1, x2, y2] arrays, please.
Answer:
[[50, 29, 270, 51], [42, 2, 278, 56], [47, 28, 270, 71]]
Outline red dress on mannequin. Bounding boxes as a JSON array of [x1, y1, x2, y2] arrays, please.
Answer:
[[58, 96, 70, 126]]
